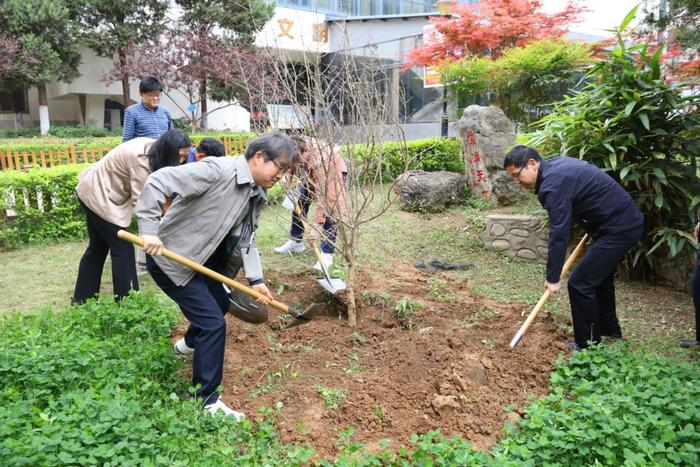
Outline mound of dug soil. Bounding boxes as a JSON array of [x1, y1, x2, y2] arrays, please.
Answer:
[[176, 261, 569, 458]]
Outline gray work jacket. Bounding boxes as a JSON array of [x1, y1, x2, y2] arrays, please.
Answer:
[[135, 156, 267, 286]]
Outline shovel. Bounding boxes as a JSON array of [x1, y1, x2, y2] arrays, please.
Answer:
[[289, 201, 347, 295], [117, 230, 321, 327], [509, 234, 589, 348]]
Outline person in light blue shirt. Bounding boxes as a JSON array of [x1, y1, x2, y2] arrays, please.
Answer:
[[122, 76, 173, 142]]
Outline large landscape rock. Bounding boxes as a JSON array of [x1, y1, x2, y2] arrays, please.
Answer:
[[398, 171, 467, 212], [456, 105, 526, 205]]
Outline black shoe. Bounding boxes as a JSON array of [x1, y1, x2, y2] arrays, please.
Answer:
[[679, 339, 699, 348], [602, 332, 622, 339]]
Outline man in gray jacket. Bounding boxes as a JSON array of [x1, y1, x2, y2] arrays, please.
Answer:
[[135, 132, 297, 419]]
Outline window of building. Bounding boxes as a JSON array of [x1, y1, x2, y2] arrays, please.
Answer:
[[269, 0, 469, 16], [0, 88, 29, 113]]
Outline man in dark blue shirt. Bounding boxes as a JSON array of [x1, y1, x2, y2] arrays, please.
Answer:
[[504, 146, 644, 350], [122, 76, 173, 142], [680, 210, 700, 348]]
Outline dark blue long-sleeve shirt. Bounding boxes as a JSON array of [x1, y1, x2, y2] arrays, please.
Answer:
[[536, 157, 644, 283]]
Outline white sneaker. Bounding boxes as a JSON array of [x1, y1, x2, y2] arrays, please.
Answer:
[[173, 337, 194, 359], [204, 399, 245, 421], [274, 239, 305, 254], [313, 253, 334, 271]]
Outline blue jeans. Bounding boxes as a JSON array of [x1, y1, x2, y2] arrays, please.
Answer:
[[289, 185, 337, 254]]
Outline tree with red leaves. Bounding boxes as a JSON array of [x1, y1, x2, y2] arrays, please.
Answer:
[[642, 0, 700, 79], [407, 0, 585, 67]]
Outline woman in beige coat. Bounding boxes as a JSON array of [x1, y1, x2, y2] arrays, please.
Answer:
[[72, 129, 191, 304]]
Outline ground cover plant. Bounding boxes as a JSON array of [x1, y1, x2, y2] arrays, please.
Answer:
[[0, 293, 313, 465]]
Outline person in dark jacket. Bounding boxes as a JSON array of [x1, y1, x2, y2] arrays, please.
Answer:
[[680, 208, 700, 348], [504, 146, 644, 350]]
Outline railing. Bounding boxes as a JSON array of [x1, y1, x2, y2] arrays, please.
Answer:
[[0, 145, 111, 171], [222, 137, 249, 158], [0, 136, 252, 172]]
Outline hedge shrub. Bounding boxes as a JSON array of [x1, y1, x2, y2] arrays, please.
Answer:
[[0, 125, 119, 139], [0, 161, 283, 250], [343, 137, 464, 181], [0, 131, 255, 155], [0, 164, 86, 249]]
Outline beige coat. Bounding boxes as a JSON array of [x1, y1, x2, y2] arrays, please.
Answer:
[[76, 137, 155, 227]]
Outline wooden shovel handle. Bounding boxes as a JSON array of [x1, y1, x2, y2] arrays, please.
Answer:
[[510, 234, 589, 348], [117, 230, 289, 314]]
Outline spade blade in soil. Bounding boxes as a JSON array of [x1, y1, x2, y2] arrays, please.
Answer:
[[316, 277, 347, 295], [316, 258, 347, 295], [282, 303, 323, 329]]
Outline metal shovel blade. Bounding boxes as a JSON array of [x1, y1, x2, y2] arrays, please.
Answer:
[[316, 277, 347, 295], [316, 256, 347, 295], [282, 303, 323, 329]]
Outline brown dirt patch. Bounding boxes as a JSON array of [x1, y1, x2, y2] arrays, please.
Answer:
[[176, 261, 569, 458]]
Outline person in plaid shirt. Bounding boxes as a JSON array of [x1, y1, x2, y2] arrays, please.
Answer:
[[122, 76, 173, 142], [123, 76, 174, 273]]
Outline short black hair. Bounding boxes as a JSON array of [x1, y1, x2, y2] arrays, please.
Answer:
[[147, 129, 191, 172], [244, 131, 297, 164], [196, 138, 225, 158], [503, 145, 542, 169], [139, 76, 163, 94]]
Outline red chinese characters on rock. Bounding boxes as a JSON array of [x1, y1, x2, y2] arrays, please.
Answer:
[[463, 130, 490, 199]]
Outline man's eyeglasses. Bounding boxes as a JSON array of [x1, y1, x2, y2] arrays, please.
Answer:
[[269, 158, 290, 174], [511, 165, 526, 180]]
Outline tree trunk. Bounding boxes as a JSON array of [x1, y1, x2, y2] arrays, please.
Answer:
[[119, 48, 131, 106], [38, 83, 49, 136], [346, 259, 357, 327], [344, 233, 359, 327], [199, 77, 208, 131]]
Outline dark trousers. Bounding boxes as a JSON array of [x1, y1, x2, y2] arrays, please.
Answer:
[[692, 248, 700, 341], [147, 254, 229, 405], [567, 224, 643, 348], [289, 185, 338, 254], [73, 199, 139, 304]]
